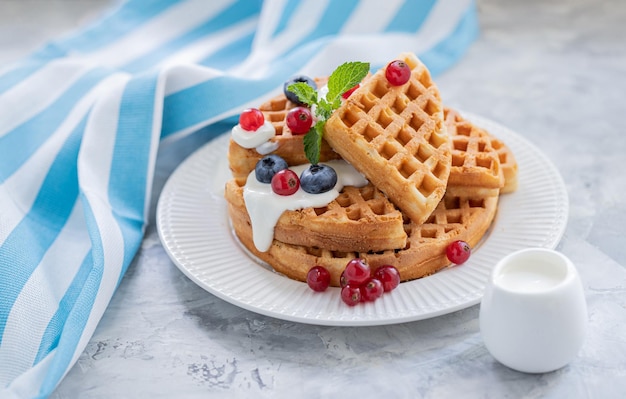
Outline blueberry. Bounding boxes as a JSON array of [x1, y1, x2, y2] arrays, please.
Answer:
[[283, 75, 317, 105], [255, 155, 288, 183], [300, 164, 337, 194]]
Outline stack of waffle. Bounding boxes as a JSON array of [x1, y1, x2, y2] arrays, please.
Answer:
[[225, 53, 517, 287]]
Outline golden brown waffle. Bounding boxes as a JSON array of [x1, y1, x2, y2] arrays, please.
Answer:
[[228, 77, 341, 185], [444, 108, 518, 194], [223, 54, 517, 287], [444, 108, 504, 197], [227, 186, 499, 287], [489, 135, 518, 193], [224, 179, 407, 253], [323, 53, 451, 225]]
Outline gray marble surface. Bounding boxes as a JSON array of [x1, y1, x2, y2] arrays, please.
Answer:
[[2, 0, 625, 398]]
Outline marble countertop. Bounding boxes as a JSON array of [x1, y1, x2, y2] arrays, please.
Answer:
[[3, 0, 625, 398]]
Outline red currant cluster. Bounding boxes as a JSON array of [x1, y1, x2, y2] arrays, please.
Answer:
[[306, 240, 472, 306], [239, 106, 313, 137], [239, 109, 302, 196], [306, 259, 400, 306]]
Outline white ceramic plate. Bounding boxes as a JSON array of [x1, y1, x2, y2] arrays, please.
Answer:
[[156, 113, 569, 326]]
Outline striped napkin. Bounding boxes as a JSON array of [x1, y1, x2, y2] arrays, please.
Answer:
[[0, 1, 478, 397]]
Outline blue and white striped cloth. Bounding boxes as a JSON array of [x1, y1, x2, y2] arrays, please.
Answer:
[[0, 1, 478, 397]]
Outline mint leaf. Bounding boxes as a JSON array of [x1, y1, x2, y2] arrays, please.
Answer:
[[303, 121, 325, 165], [287, 82, 318, 106], [327, 61, 370, 101], [316, 98, 334, 120], [286, 61, 370, 165]]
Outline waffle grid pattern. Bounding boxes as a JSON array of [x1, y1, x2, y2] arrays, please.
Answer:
[[305, 185, 398, 222], [444, 108, 504, 190], [232, 191, 499, 285], [225, 181, 407, 253], [324, 54, 451, 224], [489, 135, 519, 193], [259, 96, 293, 136]]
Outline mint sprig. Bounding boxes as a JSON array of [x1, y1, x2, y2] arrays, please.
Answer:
[[287, 61, 369, 164]]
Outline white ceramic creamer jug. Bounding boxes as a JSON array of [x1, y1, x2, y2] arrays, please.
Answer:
[[479, 248, 587, 373]]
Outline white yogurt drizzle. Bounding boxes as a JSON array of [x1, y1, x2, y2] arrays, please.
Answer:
[[311, 85, 329, 116], [243, 160, 368, 252], [233, 85, 361, 252], [254, 140, 279, 155], [231, 120, 276, 149]]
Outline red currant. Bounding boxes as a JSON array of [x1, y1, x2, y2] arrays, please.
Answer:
[[385, 60, 411, 86], [446, 240, 471, 264], [341, 285, 361, 306], [341, 83, 360, 99], [339, 271, 348, 288], [360, 278, 384, 302], [286, 106, 313, 134], [342, 258, 371, 287], [271, 169, 300, 195], [306, 266, 330, 292], [239, 108, 265, 131], [373, 265, 400, 292]]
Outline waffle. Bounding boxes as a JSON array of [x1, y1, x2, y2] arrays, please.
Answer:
[[227, 185, 499, 287], [228, 77, 341, 185], [444, 108, 518, 194], [223, 54, 517, 287], [224, 179, 407, 253], [323, 53, 451, 225], [229, 100, 517, 194], [444, 108, 504, 197], [489, 135, 518, 193]]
